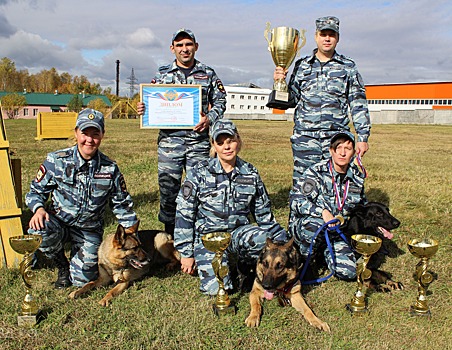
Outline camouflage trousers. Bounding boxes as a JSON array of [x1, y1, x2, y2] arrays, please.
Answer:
[[158, 134, 210, 225], [290, 218, 356, 280], [194, 224, 285, 295], [27, 214, 103, 287], [290, 132, 334, 187]]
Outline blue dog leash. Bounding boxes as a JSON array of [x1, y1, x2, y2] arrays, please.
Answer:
[[299, 218, 350, 285]]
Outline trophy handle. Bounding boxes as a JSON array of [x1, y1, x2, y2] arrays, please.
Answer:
[[296, 29, 307, 56], [264, 22, 272, 49]]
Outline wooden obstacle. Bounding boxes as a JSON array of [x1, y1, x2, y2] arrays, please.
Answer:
[[0, 108, 24, 267], [36, 112, 77, 140]]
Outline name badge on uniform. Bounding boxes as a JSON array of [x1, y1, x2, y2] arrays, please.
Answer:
[[94, 173, 113, 179], [236, 177, 254, 185]]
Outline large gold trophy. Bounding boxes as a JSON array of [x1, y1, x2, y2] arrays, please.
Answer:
[[201, 232, 236, 316], [407, 238, 439, 317], [264, 22, 306, 109], [9, 235, 43, 326], [346, 234, 382, 314]]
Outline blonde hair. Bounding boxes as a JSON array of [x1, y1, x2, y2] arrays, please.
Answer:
[[210, 133, 242, 157]]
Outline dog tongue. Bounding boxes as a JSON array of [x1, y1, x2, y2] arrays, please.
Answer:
[[264, 290, 274, 300], [379, 227, 394, 239]]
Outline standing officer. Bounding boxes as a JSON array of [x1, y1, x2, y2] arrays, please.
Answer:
[[174, 119, 286, 295], [289, 131, 367, 280], [138, 28, 226, 236], [26, 109, 138, 288], [273, 16, 371, 191]]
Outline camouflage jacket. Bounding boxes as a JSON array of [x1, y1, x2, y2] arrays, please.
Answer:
[[174, 156, 286, 258], [25, 146, 138, 230], [290, 158, 367, 226], [152, 59, 226, 137], [288, 49, 371, 142]]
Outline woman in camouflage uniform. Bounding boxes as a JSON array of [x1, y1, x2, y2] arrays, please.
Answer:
[[174, 119, 286, 295]]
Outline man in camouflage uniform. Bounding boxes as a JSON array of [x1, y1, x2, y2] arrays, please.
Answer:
[[174, 119, 286, 295], [289, 131, 366, 280], [274, 16, 371, 192], [138, 29, 226, 236], [26, 109, 138, 288]]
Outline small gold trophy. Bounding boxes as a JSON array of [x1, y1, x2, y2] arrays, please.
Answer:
[[201, 232, 236, 316], [346, 234, 382, 314], [9, 235, 43, 326], [264, 22, 306, 109], [407, 238, 439, 317]]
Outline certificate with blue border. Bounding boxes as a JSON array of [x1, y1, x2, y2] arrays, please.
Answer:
[[140, 84, 202, 129]]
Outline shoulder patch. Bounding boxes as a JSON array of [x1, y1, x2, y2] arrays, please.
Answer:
[[302, 178, 316, 195], [119, 174, 127, 192], [36, 164, 46, 182], [182, 181, 193, 199], [217, 79, 226, 94]]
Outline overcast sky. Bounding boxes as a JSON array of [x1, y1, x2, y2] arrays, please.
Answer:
[[1, 0, 451, 96]]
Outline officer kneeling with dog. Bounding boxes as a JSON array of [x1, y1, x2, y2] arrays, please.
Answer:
[[289, 131, 367, 281], [26, 109, 138, 289], [174, 119, 287, 295]]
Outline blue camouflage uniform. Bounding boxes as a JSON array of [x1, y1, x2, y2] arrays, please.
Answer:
[[287, 48, 371, 186], [152, 59, 226, 228], [25, 145, 138, 286], [289, 155, 367, 280], [175, 156, 287, 295]]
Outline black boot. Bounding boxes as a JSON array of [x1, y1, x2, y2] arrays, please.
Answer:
[[164, 223, 175, 237], [53, 250, 72, 289]]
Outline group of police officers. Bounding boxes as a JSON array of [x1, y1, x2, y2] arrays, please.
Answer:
[[26, 16, 371, 294]]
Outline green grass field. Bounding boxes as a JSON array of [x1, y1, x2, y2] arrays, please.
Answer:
[[1, 118, 451, 350]]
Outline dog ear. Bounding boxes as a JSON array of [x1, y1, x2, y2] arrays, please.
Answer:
[[282, 237, 294, 250], [266, 237, 277, 249], [124, 220, 140, 235], [113, 224, 127, 247]]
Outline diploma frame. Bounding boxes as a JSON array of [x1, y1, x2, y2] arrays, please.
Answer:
[[140, 84, 202, 129]]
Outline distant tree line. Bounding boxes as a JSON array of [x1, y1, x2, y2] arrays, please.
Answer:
[[0, 57, 113, 96], [0, 57, 141, 119]]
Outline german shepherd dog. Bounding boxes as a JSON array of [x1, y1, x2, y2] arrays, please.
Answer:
[[343, 201, 403, 291], [245, 238, 330, 331], [68, 222, 180, 306]]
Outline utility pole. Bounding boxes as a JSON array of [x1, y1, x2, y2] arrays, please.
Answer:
[[116, 60, 120, 96], [126, 68, 138, 98]]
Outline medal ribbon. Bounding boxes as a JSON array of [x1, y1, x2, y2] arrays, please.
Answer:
[[356, 151, 368, 178], [329, 160, 349, 211]]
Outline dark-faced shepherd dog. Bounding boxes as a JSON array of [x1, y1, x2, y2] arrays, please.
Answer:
[[68, 222, 180, 306], [245, 237, 330, 331], [343, 201, 403, 291]]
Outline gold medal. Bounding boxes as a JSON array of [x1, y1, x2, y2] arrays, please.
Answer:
[[335, 215, 345, 225]]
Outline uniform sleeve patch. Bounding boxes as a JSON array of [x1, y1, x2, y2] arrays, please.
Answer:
[[119, 174, 127, 192], [36, 164, 46, 182], [182, 181, 193, 199], [302, 179, 316, 195], [217, 79, 226, 94]]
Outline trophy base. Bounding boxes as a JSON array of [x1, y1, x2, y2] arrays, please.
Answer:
[[18, 310, 44, 327], [410, 305, 431, 317], [346, 303, 368, 315], [266, 90, 293, 110], [213, 303, 236, 317]]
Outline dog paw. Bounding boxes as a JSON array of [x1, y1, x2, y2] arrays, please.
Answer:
[[310, 318, 331, 333], [245, 315, 260, 327], [68, 290, 79, 300], [387, 280, 404, 290], [99, 297, 111, 307]]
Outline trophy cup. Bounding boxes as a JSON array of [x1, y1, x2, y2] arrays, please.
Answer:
[[264, 22, 306, 109], [201, 232, 236, 316], [346, 234, 382, 314], [407, 238, 439, 317], [9, 235, 43, 326]]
